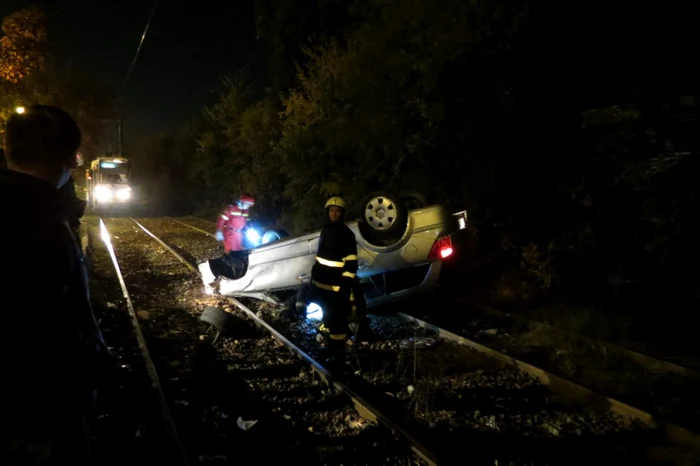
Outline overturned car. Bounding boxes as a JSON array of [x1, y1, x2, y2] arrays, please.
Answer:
[[199, 192, 467, 312]]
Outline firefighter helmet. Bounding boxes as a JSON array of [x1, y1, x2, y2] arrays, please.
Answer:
[[325, 196, 346, 210], [238, 193, 255, 205]]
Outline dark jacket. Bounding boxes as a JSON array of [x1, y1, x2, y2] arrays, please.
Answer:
[[0, 169, 111, 433], [57, 176, 87, 234], [311, 218, 359, 296]]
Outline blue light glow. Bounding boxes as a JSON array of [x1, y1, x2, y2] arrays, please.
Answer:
[[246, 228, 261, 244], [307, 302, 323, 320]]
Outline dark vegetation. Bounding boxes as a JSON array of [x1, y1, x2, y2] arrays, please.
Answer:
[[2, 1, 699, 352]]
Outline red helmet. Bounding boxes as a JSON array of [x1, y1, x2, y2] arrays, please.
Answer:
[[238, 193, 255, 206]]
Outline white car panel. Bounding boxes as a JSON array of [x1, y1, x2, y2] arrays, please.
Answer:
[[209, 204, 458, 303]]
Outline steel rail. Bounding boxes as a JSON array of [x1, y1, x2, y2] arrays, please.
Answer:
[[98, 218, 190, 466], [129, 217, 442, 465], [397, 311, 700, 456], [166, 216, 216, 238], [179, 211, 700, 377], [468, 301, 700, 378], [158, 216, 700, 457]]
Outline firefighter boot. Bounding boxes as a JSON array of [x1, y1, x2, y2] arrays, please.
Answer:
[[354, 316, 375, 343], [324, 338, 348, 374]]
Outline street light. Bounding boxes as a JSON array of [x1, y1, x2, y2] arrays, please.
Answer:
[[15, 106, 25, 114]]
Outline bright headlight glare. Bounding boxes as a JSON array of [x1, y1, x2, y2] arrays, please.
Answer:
[[95, 185, 113, 201]]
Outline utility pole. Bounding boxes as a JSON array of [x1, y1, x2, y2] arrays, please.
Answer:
[[118, 117, 123, 156], [100, 118, 122, 156]]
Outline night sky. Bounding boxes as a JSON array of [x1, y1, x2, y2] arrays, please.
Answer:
[[1, 0, 259, 145]]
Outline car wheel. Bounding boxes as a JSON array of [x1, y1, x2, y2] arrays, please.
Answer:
[[399, 190, 429, 210], [359, 191, 408, 243], [262, 228, 289, 245]]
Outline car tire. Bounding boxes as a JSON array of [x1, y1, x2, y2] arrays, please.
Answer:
[[200, 306, 235, 332], [399, 190, 429, 210], [358, 191, 408, 244], [262, 228, 289, 245]]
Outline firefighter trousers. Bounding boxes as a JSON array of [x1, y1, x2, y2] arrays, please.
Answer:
[[314, 286, 350, 355], [223, 229, 244, 253]]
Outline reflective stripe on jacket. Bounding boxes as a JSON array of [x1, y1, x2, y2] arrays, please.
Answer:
[[216, 205, 249, 233], [311, 221, 358, 292]]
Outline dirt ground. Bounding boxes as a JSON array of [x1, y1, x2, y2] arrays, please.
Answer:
[[86, 216, 419, 465], [84, 215, 700, 466]]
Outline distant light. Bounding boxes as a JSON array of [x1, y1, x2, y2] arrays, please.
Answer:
[[15, 106, 25, 114], [307, 302, 323, 320], [101, 162, 117, 168]]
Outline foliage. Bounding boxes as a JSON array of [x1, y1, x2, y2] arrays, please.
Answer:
[[138, 0, 700, 314], [0, 7, 47, 83], [275, 0, 534, 226], [192, 75, 288, 225], [0, 8, 113, 176], [0, 63, 114, 158], [520, 242, 553, 291]]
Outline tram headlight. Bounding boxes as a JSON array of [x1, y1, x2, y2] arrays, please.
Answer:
[[95, 185, 113, 202], [116, 188, 131, 200]]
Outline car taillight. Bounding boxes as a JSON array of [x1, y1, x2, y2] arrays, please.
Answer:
[[429, 235, 454, 260]]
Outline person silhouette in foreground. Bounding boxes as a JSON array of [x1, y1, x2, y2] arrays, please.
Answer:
[[0, 105, 111, 466]]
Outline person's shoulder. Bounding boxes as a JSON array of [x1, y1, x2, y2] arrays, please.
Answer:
[[4, 214, 67, 254], [342, 223, 356, 236]]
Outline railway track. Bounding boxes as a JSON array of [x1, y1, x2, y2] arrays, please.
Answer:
[[84, 216, 700, 465], [168, 216, 700, 433], [167, 218, 699, 462], [407, 298, 700, 430], [88, 217, 422, 465]]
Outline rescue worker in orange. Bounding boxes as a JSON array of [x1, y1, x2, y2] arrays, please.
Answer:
[[311, 196, 359, 367], [215, 193, 255, 253]]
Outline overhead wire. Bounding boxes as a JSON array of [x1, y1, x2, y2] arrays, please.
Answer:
[[118, 0, 159, 108], [112, 0, 158, 155]]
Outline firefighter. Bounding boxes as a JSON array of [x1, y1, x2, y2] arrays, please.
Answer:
[[215, 193, 255, 253], [311, 196, 358, 367]]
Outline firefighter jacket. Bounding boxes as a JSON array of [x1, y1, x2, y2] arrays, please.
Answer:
[[216, 204, 249, 233], [311, 221, 359, 295]]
